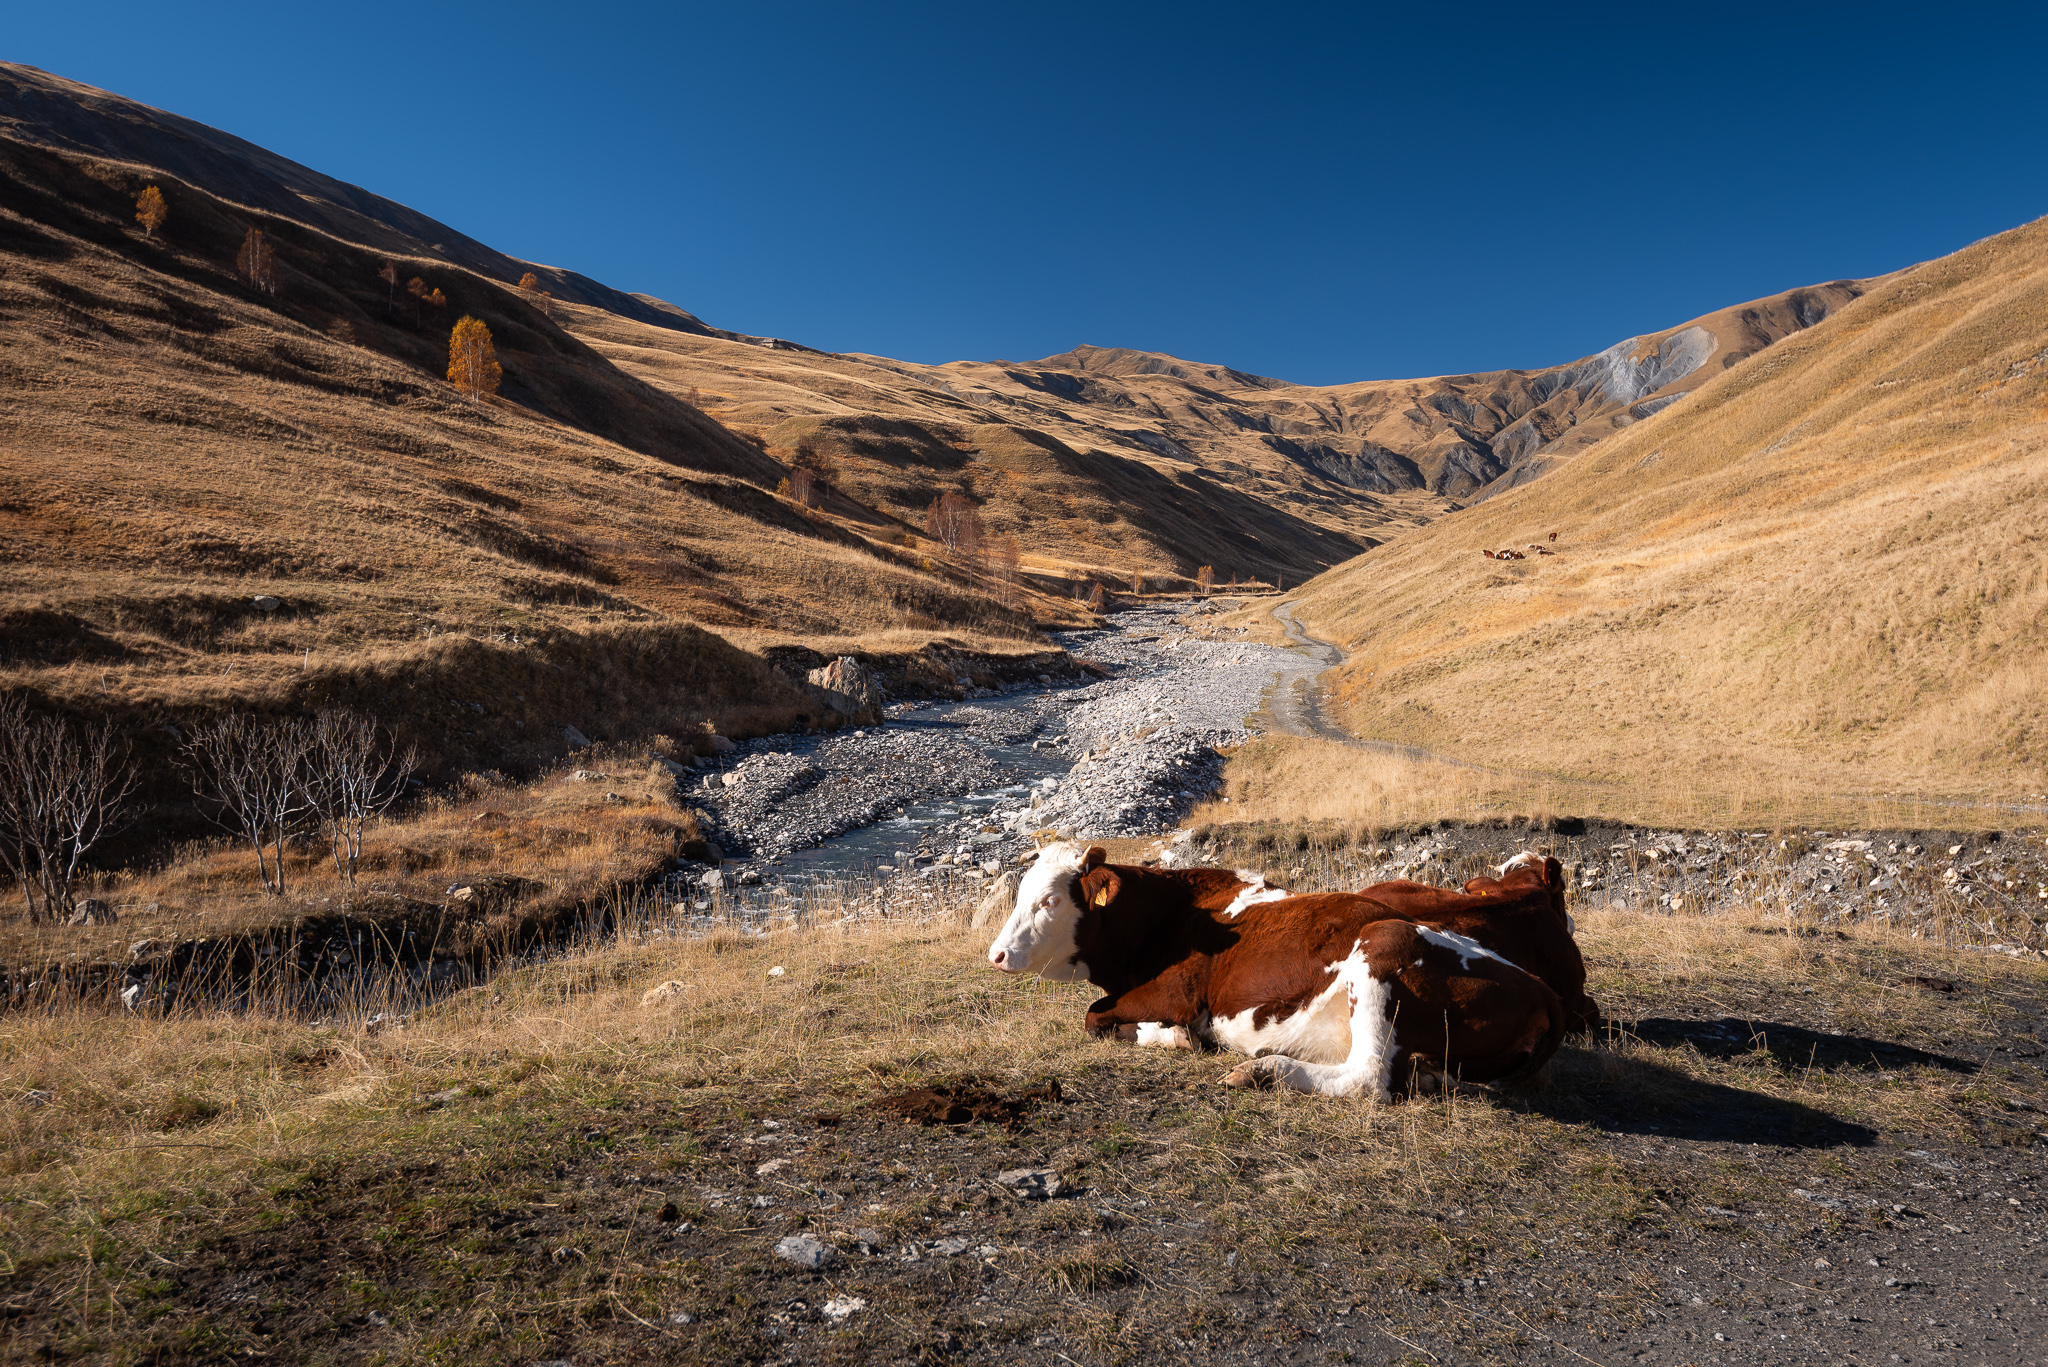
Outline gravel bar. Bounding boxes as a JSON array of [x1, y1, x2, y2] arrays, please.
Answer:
[[678, 602, 1317, 888]]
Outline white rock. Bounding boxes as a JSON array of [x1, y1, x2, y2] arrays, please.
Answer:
[[640, 980, 687, 1007], [823, 1295, 866, 1321], [773, 1233, 838, 1269], [562, 725, 592, 748], [992, 1167, 1066, 1200]]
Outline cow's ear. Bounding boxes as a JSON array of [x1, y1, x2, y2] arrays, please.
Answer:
[[1081, 845, 1108, 871], [1080, 866, 1122, 909]]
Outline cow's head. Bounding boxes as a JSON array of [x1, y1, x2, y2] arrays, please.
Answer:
[[1492, 851, 1572, 931], [986, 842, 1118, 980]]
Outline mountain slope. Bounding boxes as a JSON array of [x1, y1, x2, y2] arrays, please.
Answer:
[[0, 62, 748, 340], [0, 126, 1090, 798], [0, 60, 1875, 591], [567, 281, 1872, 585], [1285, 213, 2048, 805]]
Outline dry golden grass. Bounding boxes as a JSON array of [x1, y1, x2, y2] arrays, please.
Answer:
[[0, 135, 1077, 710], [566, 305, 1379, 590], [7, 886, 2034, 1192], [1201, 732, 2033, 832], [1280, 212, 2048, 811], [4, 874, 2040, 1360], [0, 751, 702, 968], [6, 893, 2035, 1259]]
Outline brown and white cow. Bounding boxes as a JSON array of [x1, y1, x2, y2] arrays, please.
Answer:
[[994, 859, 1287, 1050], [1349, 852, 1601, 1032], [986, 844, 1564, 1100]]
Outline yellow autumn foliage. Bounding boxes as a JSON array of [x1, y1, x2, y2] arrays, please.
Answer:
[[447, 315, 502, 400]]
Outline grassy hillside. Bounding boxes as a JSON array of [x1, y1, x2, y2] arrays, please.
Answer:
[[0, 59, 1872, 597], [575, 287, 1871, 588], [0, 131, 1102, 842], [1283, 213, 2048, 814], [563, 304, 1372, 587]]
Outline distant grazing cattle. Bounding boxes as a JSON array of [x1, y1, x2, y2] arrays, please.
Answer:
[[1548, 531, 1558, 542], [987, 845, 1566, 1100]]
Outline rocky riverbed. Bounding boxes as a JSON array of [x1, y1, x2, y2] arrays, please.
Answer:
[[677, 602, 1317, 894]]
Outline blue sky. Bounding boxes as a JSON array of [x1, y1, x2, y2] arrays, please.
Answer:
[[12, 2, 2047, 384]]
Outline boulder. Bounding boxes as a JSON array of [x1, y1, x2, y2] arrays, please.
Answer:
[[562, 724, 592, 748], [251, 595, 281, 612], [66, 899, 116, 926], [807, 656, 883, 719], [444, 875, 543, 910], [705, 734, 737, 754]]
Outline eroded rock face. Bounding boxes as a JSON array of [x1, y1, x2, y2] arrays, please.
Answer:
[[808, 656, 883, 719]]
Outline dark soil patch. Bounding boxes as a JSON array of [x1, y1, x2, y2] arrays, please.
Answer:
[[870, 1076, 1061, 1130]]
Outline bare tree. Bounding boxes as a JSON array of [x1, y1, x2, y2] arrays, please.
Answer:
[[1086, 582, 1105, 613], [0, 697, 135, 923], [184, 715, 313, 896], [304, 710, 417, 887], [924, 492, 983, 559], [1196, 565, 1215, 597], [788, 465, 820, 510], [378, 261, 399, 314], [236, 228, 277, 294], [1129, 570, 1145, 596], [989, 535, 1023, 608]]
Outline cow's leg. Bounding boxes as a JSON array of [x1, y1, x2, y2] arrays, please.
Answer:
[[1083, 971, 1203, 1041], [1133, 1023, 1196, 1049], [1098, 1021, 1194, 1049], [1221, 949, 1399, 1100]]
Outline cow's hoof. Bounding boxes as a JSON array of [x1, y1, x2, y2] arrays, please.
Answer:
[[1221, 1061, 1274, 1089]]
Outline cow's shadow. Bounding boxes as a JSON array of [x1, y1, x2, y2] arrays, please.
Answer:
[[1623, 1016, 1975, 1075], [1507, 1015, 1971, 1148]]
